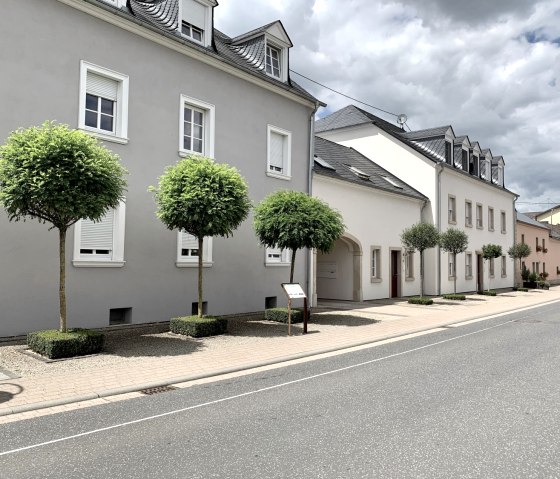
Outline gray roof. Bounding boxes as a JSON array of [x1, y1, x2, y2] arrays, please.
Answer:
[[313, 137, 427, 202], [85, 0, 319, 105], [517, 212, 550, 230], [401, 126, 451, 140], [315, 105, 404, 134]]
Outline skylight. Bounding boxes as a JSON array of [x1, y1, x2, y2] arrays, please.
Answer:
[[314, 155, 335, 170], [380, 175, 403, 189], [345, 165, 370, 180]]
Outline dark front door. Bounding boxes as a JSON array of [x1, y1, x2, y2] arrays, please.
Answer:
[[391, 250, 399, 298], [476, 253, 484, 292]]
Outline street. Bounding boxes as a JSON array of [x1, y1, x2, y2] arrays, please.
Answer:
[[1, 302, 560, 478]]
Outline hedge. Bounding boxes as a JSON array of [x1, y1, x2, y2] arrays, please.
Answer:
[[513, 287, 529, 292], [27, 329, 105, 359], [170, 316, 227, 337], [407, 297, 434, 305], [479, 290, 497, 296], [265, 308, 304, 323], [442, 294, 466, 300]]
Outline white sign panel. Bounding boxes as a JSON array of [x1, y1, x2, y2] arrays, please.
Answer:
[[282, 283, 306, 299]]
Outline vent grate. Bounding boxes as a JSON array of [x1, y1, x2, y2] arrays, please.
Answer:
[[140, 385, 178, 395]]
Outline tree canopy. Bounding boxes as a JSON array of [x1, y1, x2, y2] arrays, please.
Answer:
[[400, 222, 440, 298], [0, 122, 127, 331], [151, 155, 251, 317], [253, 190, 344, 282]]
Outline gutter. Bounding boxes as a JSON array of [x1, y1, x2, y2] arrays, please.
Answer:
[[435, 162, 444, 295], [307, 102, 321, 307]]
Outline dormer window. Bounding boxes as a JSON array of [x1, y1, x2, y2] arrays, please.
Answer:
[[461, 149, 468, 170], [181, 21, 203, 43], [445, 142, 452, 164], [266, 45, 281, 78]]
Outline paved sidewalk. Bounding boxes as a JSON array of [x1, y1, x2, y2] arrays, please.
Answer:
[[1, 288, 559, 422]]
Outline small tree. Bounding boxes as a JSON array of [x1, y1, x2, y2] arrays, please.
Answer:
[[254, 191, 344, 283], [152, 156, 250, 318], [439, 228, 469, 294], [508, 243, 531, 286], [0, 122, 126, 332], [482, 243, 502, 291], [401, 223, 440, 298]]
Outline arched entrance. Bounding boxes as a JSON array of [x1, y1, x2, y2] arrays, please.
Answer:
[[315, 234, 362, 301]]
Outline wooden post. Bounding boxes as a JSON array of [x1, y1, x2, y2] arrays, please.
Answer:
[[288, 298, 292, 336], [303, 297, 308, 334]]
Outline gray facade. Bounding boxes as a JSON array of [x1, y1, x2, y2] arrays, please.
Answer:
[[0, 0, 319, 336]]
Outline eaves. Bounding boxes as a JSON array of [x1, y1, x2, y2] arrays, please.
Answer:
[[58, 0, 321, 109]]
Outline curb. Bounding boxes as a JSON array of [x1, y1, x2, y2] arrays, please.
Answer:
[[1, 296, 560, 417]]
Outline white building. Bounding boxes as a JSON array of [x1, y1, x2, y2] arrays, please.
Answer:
[[316, 106, 518, 295]]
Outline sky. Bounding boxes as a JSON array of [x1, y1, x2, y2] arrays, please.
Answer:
[[214, 0, 560, 213]]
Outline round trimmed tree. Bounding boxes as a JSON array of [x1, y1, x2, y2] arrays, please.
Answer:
[[482, 243, 503, 291], [151, 155, 251, 318], [0, 122, 127, 332], [508, 243, 531, 286], [253, 191, 344, 283], [401, 222, 440, 298], [439, 228, 469, 294]]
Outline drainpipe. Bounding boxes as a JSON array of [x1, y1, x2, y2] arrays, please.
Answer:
[[512, 193, 519, 285], [307, 102, 320, 307], [435, 162, 444, 296]]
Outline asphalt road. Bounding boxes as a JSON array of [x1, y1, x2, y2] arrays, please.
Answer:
[[2, 302, 560, 478]]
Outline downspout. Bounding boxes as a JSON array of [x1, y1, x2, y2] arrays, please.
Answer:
[[307, 102, 321, 307], [435, 162, 444, 296], [512, 193, 519, 285]]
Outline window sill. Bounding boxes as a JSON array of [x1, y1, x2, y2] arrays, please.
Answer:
[[501, 274, 507, 278], [179, 150, 211, 159], [476, 226, 483, 230], [265, 263, 290, 267], [176, 261, 213, 268], [501, 231, 507, 235], [266, 171, 291, 181], [405, 277, 414, 282], [488, 229, 495, 233], [80, 128, 129, 145], [465, 275, 473, 280], [465, 223, 472, 228], [448, 275, 456, 281], [370, 278, 382, 283], [73, 260, 125, 268]]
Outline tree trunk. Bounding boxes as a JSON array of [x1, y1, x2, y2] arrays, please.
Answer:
[[290, 249, 297, 283], [198, 236, 204, 318], [420, 249, 424, 298], [59, 228, 67, 333], [454, 252, 457, 294]]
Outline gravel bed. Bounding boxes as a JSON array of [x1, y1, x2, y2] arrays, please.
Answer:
[[0, 313, 379, 379]]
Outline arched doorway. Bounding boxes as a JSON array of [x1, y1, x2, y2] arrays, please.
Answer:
[[315, 234, 362, 301]]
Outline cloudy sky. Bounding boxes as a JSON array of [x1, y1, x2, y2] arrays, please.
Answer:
[[215, 0, 560, 212]]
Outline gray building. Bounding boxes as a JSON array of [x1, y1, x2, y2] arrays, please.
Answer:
[[0, 0, 321, 336]]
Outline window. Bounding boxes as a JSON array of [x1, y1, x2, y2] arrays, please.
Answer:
[[79, 61, 129, 143], [488, 207, 494, 231], [371, 246, 381, 282], [448, 195, 456, 224], [476, 203, 483, 229], [448, 253, 456, 278], [267, 125, 291, 179], [501, 256, 507, 277], [500, 211, 506, 233], [181, 21, 203, 43], [461, 149, 468, 170], [73, 201, 126, 267], [265, 247, 289, 266], [489, 258, 495, 277], [497, 165, 504, 186], [176, 232, 212, 267], [265, 44, 281, 78], [465, 200, 472, 227], [543, 238, 546, 251], [465, 253, 473, 279], [180, 95, 215, 157], [536, 237, 540, 251], [405, 250, 414, 279], [445, 141, 452, 164], [521, 234, 525, 244]]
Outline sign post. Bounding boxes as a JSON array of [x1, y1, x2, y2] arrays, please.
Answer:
[[281, 283, 308, 336]]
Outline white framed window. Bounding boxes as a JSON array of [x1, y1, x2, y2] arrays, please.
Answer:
[[448, 195, 456, 224], [465, 253, 473, 279], [448, 253, 456, 278], [73, 200, 126, 267], [489, 258, 495, 277], [181, 21, 203, 43], [488, 207, 495, 232], [79, 61, 129, 144], [265, 247, 290, 266], [265, 44, 281, 79], [267, 125, 291, 180], [497, 165, 504, 186], [500, 211, 506, 234], [371, 246, 381, 282], [501, 255, 507, 277], [176, 232, 213, 267], [178, 0, 213, 47], [179, 95, 215, 158], [405, 249, 414, 280], [476, 203, 483, 229], [465, 200, 472, 227]]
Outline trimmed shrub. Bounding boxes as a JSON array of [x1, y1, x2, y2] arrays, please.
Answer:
[[537, 281, 550, 290], [265, 308, 304, 323], [27, 329, 105, 359], [513, 287, 529, 292], [443, 294, 466, 300], [408, 297, 434, 305], [479, 290, 497, 296], [170, 316, 227, 337]]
